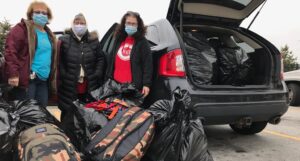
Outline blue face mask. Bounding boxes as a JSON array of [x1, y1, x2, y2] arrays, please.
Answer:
[[32, 13, 48, 26], [125, 25, 137, 36]]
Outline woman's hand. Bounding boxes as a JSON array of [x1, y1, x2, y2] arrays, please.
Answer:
[[142, 86, 150, 97], [8, 77, 19, 87]]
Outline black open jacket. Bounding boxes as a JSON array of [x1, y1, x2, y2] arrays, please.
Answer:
[[106, 35, 153, 90]]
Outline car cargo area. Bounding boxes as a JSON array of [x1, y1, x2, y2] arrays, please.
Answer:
[[180, 26, 272, 87]]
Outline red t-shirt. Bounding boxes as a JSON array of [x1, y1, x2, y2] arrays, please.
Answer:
[[114, 36, 135, 83]]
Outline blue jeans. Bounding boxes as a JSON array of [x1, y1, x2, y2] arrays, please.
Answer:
[[28, 77, 48, 107]]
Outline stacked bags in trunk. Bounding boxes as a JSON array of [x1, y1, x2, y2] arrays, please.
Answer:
[[183, 32, 218, 85], [216, 36, 252, 85]]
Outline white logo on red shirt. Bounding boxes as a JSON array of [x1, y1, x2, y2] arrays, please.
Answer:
[[117, 43, 133, 61]]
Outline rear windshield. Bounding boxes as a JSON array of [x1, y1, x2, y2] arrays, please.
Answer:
[[184, 0, 252, 10]]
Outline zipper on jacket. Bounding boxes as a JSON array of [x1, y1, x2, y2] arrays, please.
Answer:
[[79, 41, 86, 80], [129, 40, 137, 86]]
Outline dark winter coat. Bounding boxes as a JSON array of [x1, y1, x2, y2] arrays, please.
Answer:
[[58, 29, 105, 112], [106, 36, 153, 90], [4, 19, 57, 94]]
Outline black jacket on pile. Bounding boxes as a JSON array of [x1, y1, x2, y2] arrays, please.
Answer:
[[106, 36, 153, 90], [58, 30, 105, 113]]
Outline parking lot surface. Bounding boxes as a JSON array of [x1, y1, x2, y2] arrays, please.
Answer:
[[207, 106, 300, 161]]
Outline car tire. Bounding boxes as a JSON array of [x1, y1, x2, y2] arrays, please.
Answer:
[[287, 83, 300, 106], [229, 121, 268, 135]]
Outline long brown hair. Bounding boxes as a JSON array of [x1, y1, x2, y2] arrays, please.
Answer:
[[114, 11, 147, 41]]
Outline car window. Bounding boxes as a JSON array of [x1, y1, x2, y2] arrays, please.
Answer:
[[232, 36, 255, 53], [100, 23, 118, 54], [103, 33, 113, 53], [107, 36, 116, 55], [237, 42, 255, 53]]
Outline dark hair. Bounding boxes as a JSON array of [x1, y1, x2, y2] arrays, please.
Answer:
[[114, 11, 147, 41]]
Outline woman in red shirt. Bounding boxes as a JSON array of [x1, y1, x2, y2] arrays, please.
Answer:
[[106, 11, 153, 97]]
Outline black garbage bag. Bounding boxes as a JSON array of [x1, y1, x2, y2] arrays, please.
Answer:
[[181, 119, 211, 161], [60, 111, 89, 153], [60, 101, 108, 152], [73, 100, 108, 133], [183, 32, 218, 85], [0, 106, 13, 153], [145, 99, 173, 127], [146, 89, 213, 161], [218, 47, 251, 85], [11, 100, 58, 129], [0, 84, 13, 103], [90, 79, 144, 106], [0, 99, 58, 153]]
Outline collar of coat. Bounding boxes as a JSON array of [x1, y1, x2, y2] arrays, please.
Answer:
[[64, 28, 99, 42]]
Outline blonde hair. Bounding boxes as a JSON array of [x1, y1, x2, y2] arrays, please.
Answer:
[[26, 1, 53, 20]]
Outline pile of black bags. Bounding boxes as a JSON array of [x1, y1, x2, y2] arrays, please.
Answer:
[[217, 46, 251, 85], [0, 99, 58, 153], [145, 88, 213, 161], [68, 83, 214, 161], [90, 79, 144, 106], [183, 32, 218, 85], [0, 83, 214, 161], [62, 100, 108, 152], [183, 32, 252, 86], [64, 79, 143, 151]]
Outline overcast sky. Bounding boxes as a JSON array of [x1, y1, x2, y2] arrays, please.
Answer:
[[1, 0, 300, 62]]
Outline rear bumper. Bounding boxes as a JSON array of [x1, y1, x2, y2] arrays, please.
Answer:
[[146, 78, 289, 125], [193, 100, 289, 125]]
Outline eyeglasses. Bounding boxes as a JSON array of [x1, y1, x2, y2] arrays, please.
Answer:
[[74, 20, 86, 25], [33, 11, 48, 15], [125, 22, 138, 27], [126, 11, 140, 17]]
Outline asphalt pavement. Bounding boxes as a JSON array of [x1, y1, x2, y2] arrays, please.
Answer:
[[207, 106, 300, 161]]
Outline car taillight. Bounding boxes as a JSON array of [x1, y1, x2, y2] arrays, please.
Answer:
[[159, 49, 186, 77], [280, 52, 284, 80]]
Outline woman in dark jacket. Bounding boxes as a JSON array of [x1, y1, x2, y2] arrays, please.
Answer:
[[106, 11, 153, 97], [58, 13, 105, 119]]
